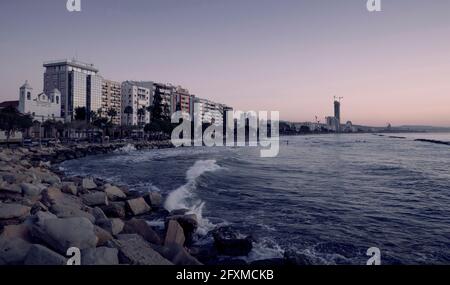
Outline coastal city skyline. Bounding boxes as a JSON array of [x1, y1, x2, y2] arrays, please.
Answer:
[[1, 0, 450, 127]]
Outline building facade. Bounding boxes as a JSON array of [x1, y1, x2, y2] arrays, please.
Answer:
[[194, 97, 228, 125], [18, 80, 62, 122], [101, 79, 122, 125], [121, 81, 150, 126], [43, 59, 102, 121]]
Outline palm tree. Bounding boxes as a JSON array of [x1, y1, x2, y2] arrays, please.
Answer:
[[107, 108, 118, 124], [124, 106, 133, 126], [137, 108, 146, 127]]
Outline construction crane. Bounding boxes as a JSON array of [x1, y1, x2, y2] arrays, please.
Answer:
[[334, 96, 344, 102]]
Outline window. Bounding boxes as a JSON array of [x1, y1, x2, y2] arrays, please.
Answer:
[[27, 92, 31, 100], [56, 96, 59, 104]]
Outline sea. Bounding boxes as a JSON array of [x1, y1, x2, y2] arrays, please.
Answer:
[[60, 133, 450, 265]]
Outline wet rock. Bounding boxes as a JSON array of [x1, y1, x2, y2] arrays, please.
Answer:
[[166, 213, 198, 244], [114, 234, 172, 265], [0, 203, 31, 220], [212, 227, 253, 257], [126, 198, 151, 216], [152, 243, 202, 265], [164, 220, 185, 246], [122, 218, 161, 245], [0, 237, 32, 265], [31, 217, 98, 254], [101, 202, 126, 218], [82, 178, 97, 190], [144, 192, 162, 208], [82, 192, 108, 207], [283, 249, 318, 265], [24, 244, 67, 265], [81, 247, 119, 265], [250, 258, 287, 266], [104, 185, 126, 201]]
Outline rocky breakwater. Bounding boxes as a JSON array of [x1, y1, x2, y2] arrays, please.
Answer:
[[0, 144, 204, 265]]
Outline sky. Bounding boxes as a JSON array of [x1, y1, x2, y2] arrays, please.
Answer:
[[0, 0, 449, 127]]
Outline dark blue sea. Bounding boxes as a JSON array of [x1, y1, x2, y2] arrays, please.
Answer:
[[60, 133, 450, 265]]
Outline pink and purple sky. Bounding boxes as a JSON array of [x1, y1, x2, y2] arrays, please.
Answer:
[[1, 0, 449, 126]]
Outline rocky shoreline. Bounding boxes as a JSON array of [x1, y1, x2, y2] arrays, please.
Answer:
[[0, 142, 306, 266]]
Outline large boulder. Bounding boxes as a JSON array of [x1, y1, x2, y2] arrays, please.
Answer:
[[164, 220, 185, 246], [166, 213, 198, 243], [144, 192, 162, 208], [0, 182, 22, 194], [212, 227, 253, 257], [0, 203, 31, 220], [94, 225, 113, 246], [101, 202, 126, 218], [31, 217, 98, 254], [126, 198, 150, 216], [81, 247, 119, 265], [82, 178, 97, 190], [122, 218, 161, 245], [50, 204, 95, 223], [0, 237, 32, 265], [61, 182, 78, 196], [21, 182, 46, 197], [24, 244, 67, 265], [152, 243, 202, 265], [82, 192, 108, 207], [104, 185, 126, 201], [114, 234, 172, 265], [110, 218, 125, 235], [1, 223, 32, 241]]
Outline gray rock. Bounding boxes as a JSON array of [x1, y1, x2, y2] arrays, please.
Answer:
[[126, 198, 150, 216], [164, 220, 185, 246], [21, 182, 46, 197], [82, 178, 97, 190], [82, 192, 108, 207], [61, 182, 77, 196], [0, 203, 31, 220], [0, 182, 22, 193], [101, 202, 126, 218], [34, 211, 58, 227], [24, 244, 67, 265], [110, 218, 125, 235], [152, 243, 202, 265], [212, 227, 253, 257], [94, 225, 113, 246], [104, 185, 126, 200], [50, 204, 95, 223], [145, 192, 162, 208], [31, 217, 98, 254], [115, 234, 172, 265], [0, 237, 32, 265], [122, 218, 161, 245], [81, 247, 119, 265], [166, 213, 198, 243]]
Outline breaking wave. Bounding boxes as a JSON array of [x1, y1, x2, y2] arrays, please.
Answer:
[[164, 160, 223, 235]]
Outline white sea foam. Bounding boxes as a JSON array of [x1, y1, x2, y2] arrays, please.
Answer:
[[245, 237, 285, 262], [164, 159, 222, 235], [114, 144, 136, 153]]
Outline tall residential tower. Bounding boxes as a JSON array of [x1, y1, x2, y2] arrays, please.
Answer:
[[43, 59, 102, 121]]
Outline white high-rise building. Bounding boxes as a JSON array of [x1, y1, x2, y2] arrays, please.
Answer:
[[18, 80, 62, 122], [121, 81, 150, 126]]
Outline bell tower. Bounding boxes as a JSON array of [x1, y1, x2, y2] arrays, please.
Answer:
[[19, 80, 33, 113]]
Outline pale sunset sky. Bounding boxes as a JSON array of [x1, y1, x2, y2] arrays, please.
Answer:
[[0, 0, 449, 126]]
